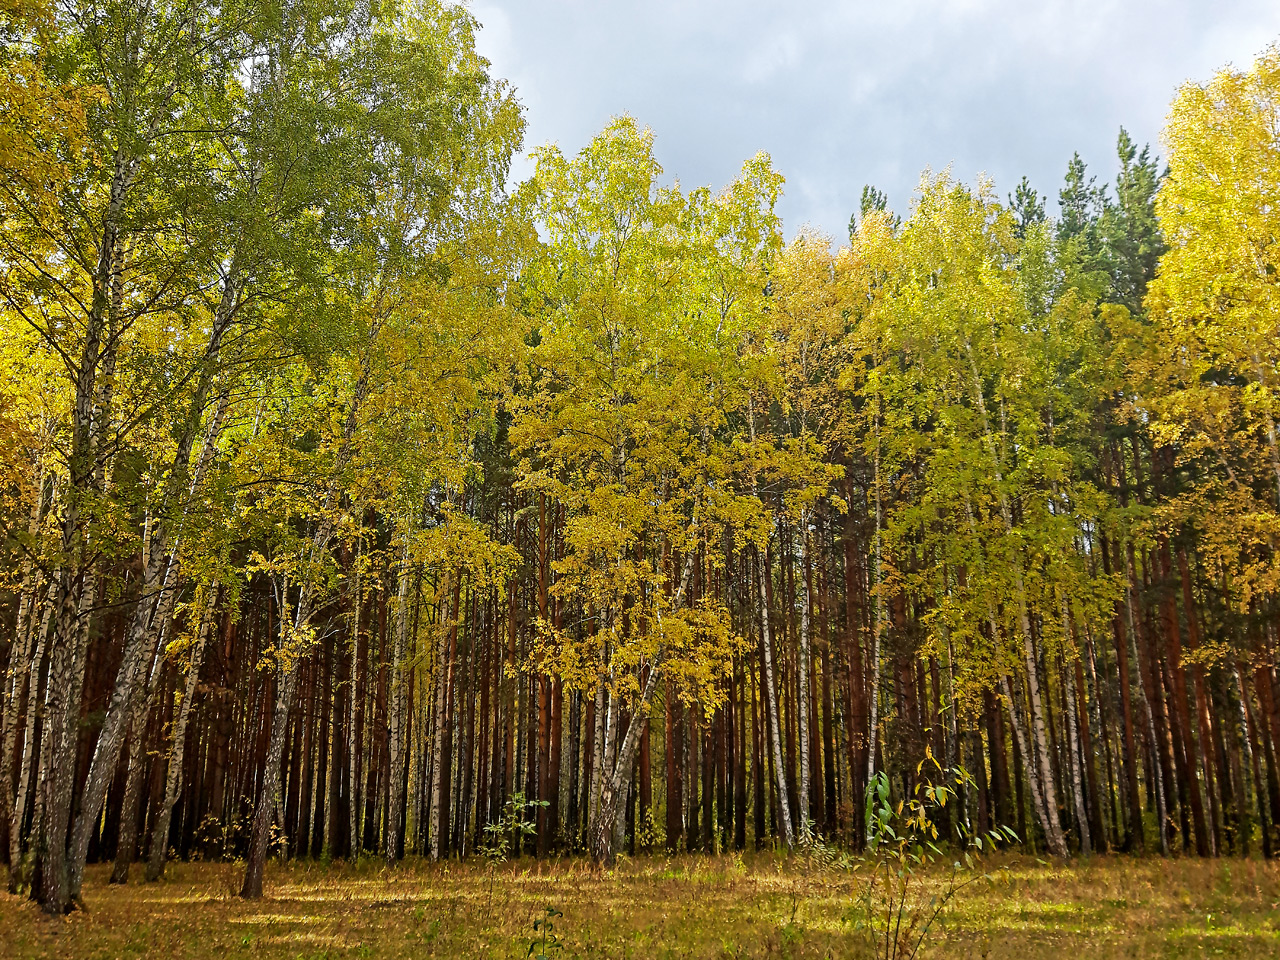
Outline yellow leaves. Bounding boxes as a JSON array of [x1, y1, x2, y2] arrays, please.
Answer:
[[415, 507, 519, 592], [1152, 44, 1280, 362], [658, 601, 747, 714], [0, 13, 96, 217], [1141, 42, 1280, 614], [260, 619, 318, 675], [1180, 639, 1233, 671], [513, 119, 798, 707]]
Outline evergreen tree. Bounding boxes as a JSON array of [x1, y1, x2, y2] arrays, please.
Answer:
[[1008, 175, 1046, 239], [1100, 128, 1165, 315]]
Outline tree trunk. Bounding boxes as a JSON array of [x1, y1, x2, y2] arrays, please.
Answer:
[[1002, 674, 1066, 857], [68, 295, 239, 902], [797, 519, 812, 840], [7, 589, 52, 890], [590, 659, 662, 865], [384, 552, 413, 866], [146, 590, 217, 880], [757, 542, 794, 848]]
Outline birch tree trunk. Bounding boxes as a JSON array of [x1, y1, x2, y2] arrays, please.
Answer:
[[1062, 647, 1092, 854], [111, 589, 182, 884], [347, 546, 364, 858], [868, 413, 884, 787], [966, 349, 1067, 857], [588, 653, 608, 834], [756, 541, 795, 849], [591, 660, 662, 865], [67, 286, 240, 900], [797, 519, 811, 840], [385, 550, 413, 866], [589, 549, 698, 865], [745, 402, 795, 850], [145, 590, 218, 881], [428, 575, 456, 861], [0, 478, 46, 878], [240, 319, 375, 898], [109, 708, 149, 885], [1001, 676, 1062, 854], [7, 597, 52, 891], [240, 592, 310, 898]]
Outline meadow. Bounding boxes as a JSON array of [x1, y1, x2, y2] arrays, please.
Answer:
[[2, 854, 1278, 959]]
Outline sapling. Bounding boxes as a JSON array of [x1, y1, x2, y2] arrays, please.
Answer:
[[854, 749, 1016, 960], [480, 792, 548, 916], [528, 906, 564, 959]]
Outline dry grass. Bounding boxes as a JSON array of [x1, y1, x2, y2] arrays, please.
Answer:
[[1, 853, 1278, 959]]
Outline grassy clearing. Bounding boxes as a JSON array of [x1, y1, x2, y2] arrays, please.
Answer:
[[1, 854, 1278, 959]]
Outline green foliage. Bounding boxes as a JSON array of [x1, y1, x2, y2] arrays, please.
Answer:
[[481, 791, 548, 864], [1008, 176, 1046, 239], [856, 761, 1015, 960], [528, 906, 564, 959]]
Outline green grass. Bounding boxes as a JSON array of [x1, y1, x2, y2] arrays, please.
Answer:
[[2, 853, 1278, 958]]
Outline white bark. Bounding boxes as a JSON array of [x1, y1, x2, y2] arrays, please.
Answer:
[[146, 589, 218, 881], [1062, 637, 1092, 854], [966, 348, 1067, 857], [385, 546, 413, 866], [69, 368, 236, 898], [797, 519, 812, 840]]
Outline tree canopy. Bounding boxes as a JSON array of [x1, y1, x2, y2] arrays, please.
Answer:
[[4, 4, 1280, 912]]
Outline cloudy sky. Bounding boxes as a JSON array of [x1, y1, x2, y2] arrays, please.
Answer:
[[468, 0, 1280, 240]]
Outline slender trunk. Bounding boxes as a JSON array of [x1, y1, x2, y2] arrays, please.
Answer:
[[145, 590, 217, 880], [868, 429, 883, 787], [7, 583, 53, 890], [346, 547, 364, 859], [109, 705, 150, 885], [1158, 537, 1209, 855], [797, 519, 811, 839], [1, 480, 46, 876], [242, 319, 373, 897], [590, 659, 662, 865], [429, 576, 457, 860], [69, 294, 239, 900], [757, 542, 794, 849], [1062, 649, 1091, 853], [965, 346, 1067, 856], [111, 599, 177, 884], [384, 548, 413, 866], [665, 679, 682, 851], [1001, 676, 1061, 855], [1180, 548, 1231, 852], [1127, 554, 1172, 854], [1102, 532, 1143, 851]]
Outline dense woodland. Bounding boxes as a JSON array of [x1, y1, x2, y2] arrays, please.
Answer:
[[3, 0, 1280, 918]]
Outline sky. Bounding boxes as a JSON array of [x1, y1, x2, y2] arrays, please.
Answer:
[[467, 0, 1280, 241]]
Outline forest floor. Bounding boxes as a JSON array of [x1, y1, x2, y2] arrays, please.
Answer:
[[1, 853, 1278, 959]]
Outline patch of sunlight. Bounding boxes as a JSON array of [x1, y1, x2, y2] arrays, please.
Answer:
[[258, 931, 344, 945], [966, 913, 1118, 936], [270, 888, 442, 903], [1000, 900, 1097, 916], [791, 913, 857, 936], [1166, 924, 1280, 940], [751, 875, 801, 892], [1005, 918, 1116, 936], [967, 898, 1080, 917], [228, 913, 329, 924]]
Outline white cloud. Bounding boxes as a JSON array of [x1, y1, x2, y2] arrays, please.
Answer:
[[467, 0, 1280, 237]]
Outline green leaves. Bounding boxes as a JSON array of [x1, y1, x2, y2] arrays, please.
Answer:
[[847, 172, 1119, 688]]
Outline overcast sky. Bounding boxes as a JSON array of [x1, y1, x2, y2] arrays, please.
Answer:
[[468, 0, 1280, 241]]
